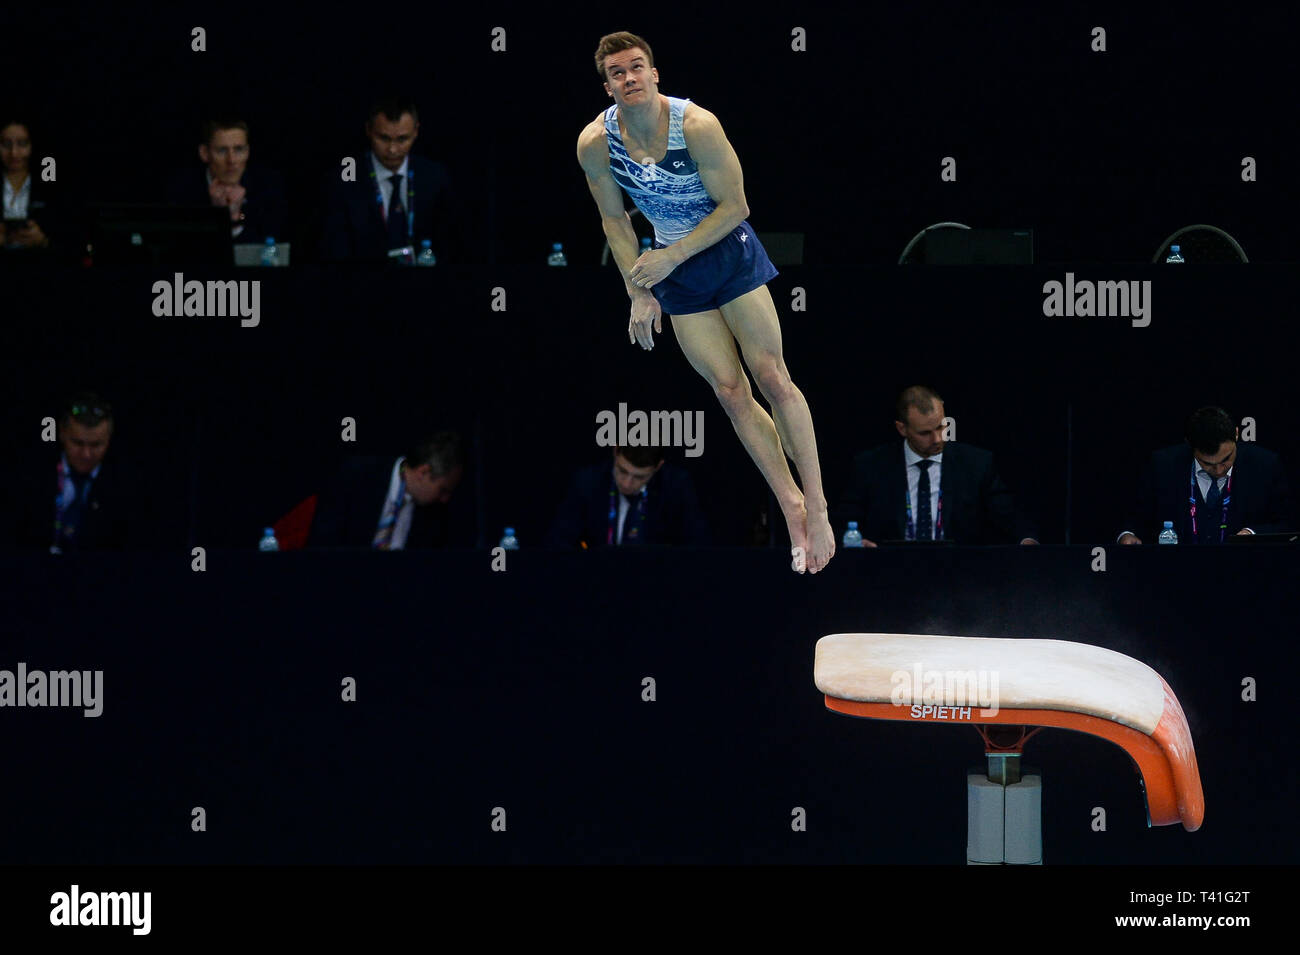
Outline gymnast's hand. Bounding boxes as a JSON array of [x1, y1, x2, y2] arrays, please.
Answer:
[[628, 289, 662, 351], [629, 246, 682, 289]]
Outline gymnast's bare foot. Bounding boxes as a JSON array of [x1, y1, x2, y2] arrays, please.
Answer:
[[804, 501, 835, 573], [780, 496, 809, 573]]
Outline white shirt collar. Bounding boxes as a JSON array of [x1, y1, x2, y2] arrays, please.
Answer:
[[1192, 459, 1233, 482], [390, 456, 413, 506], [371, 152, 409, 179], [611, 465, 649, 501], [903, 441, 942, 467]]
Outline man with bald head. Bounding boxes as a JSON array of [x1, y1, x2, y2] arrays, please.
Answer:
[[837, 386, 1037, 546]]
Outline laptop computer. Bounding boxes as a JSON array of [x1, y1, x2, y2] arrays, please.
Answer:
[[1225, 532, 1299, 544], [922, 228, 1033, 265], [90, 203, 232, 266], [234, 242, 290, 266]]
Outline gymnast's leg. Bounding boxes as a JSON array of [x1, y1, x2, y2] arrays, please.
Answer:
[[719, 284, 835, 573], [669, 305, 816, 572]]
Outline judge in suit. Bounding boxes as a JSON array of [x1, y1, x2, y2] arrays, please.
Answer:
[[838, 386, 1038, 546], [6, 393, 147, 552], [320, 96, 456, 264], [1118, 406, 1293, 544], [546, 445, 709, 548], [164, 117, 288, 246], [309, 432, 465, 549], [1, 118, 70, 259]]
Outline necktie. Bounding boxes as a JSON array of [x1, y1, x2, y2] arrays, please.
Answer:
[[57, 472, 90, 549], [386, 172, 408, 248], [68, 472, 88, 520], [1201, 475, 1222, 543], [916, 460, 933, 541], [621, 494, 641, 546]]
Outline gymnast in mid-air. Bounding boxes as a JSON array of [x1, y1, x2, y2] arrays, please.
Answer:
[[576, 30, 836, 573]]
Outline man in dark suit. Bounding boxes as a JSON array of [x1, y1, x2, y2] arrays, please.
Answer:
[[546, 445, 709, 548], [320, 96, 456, 263], [309, 431, 465, 549], [164, 117, 288, 246], [1118, 406, 1293, 544], [838, 386, 1037, 546], [6, 393, 145, 552]]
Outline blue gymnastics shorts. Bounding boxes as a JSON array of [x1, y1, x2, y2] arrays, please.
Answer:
[[651, 220, 778, 315]]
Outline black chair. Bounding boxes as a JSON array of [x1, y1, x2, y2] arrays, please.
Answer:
[[1152, 224, 1248, 264], [898, 221, 970, 264]]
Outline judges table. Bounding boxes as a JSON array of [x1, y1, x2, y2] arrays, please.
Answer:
[[6, 264, 1300, 551], [1, 544, 1293, 864]]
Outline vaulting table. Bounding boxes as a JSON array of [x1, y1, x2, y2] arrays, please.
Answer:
[[814, 632, 1205, 864]]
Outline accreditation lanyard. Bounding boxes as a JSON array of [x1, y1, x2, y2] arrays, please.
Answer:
[[52, 455, 93, 550], [607, 482, 648, 546], [1189, 471, 1232, 543], [370, 164, 415, 239], [904, 481, 943, 541]]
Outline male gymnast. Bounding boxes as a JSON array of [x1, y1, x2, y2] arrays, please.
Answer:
[[576, 30, 835, 573]]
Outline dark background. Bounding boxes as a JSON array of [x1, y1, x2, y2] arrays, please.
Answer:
[[3, 547, 1297, 864], [4, 6, 1297, 265], [1, 4, 1297, 867]]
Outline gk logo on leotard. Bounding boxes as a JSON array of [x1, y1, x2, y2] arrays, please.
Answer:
[[672, 160, 685, 168], [738, 230, 747, 242]]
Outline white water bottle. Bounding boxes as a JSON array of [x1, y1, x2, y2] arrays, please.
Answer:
[[1157, 521, 1179, 545], [260, 237, 280, 267]]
